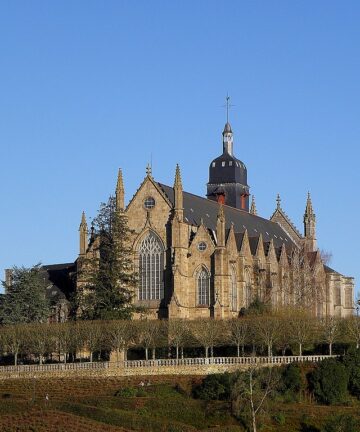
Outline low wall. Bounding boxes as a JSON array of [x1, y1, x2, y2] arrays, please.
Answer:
[[0, 355, 335, 380]]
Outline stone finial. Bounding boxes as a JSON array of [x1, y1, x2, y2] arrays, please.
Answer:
[[305, 191, 314, 216], [304, 192, 317, 251], [116, 168, 125, 211], [250, 195, 257, 215], [79, 211, 88, 255], [174, 163, 182, 188]]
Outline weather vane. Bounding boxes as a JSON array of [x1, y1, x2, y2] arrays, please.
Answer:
[[222, 94, 235, 123]]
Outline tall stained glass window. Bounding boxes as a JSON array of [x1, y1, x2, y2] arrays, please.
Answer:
[[138, 232, 164, 300], [197, 267, 210, 306]]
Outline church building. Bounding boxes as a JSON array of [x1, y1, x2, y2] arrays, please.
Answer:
[[76, 120, 354, 319], [6, 120, 354, 321]]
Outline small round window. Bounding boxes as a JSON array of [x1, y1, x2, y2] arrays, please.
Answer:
[[144, 196, 155, 209], [198, 241, 207, 252]]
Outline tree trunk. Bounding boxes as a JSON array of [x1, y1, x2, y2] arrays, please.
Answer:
[[90, 351, 93, 362], [237, 344, 240, 357], [124, 348, 128, 361], [282, 347, 286, 356], [152, 348, 156, 360], [64, 352, 67, 364], [205, 346, 208, 358], [329, 343, 332, 356], [181, 347, 184, 359], [299, 343, 302, 357], [242, 344, 245, 357], [39, 355, 43, 365], [176, 345, 179, 360], [267, 344, 271, 358], [145, 347, 149, 360], [210, 346, 214, 358], [14, 352, 18, 366]]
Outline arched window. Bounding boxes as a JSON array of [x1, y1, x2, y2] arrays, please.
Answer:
[[244, 269, 251, 308], [138, 232, 164, 300], [197, 267, 210, 306], [231, 267, 237, 311]]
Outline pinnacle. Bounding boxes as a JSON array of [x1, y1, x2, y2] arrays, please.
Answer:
[[250, 195, 257, 215], [116, 168, 124, 191], [217, 203, 225, 220], [305, 192, 314, 215], [174, 164, 182, 187], [80, 211, 87, 229]]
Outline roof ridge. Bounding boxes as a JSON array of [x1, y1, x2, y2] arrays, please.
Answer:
[[159, 182, 285, 228]]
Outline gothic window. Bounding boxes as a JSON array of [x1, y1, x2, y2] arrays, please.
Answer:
[[138, 232, 164, 300], [197, 267, 210, 306], [231, 267, 237, 311]]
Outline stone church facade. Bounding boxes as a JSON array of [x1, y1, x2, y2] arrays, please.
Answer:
[[76, 121, 354, 319]]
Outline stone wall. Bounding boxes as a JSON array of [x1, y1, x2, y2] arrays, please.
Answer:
[[0, 355, 334, 380]]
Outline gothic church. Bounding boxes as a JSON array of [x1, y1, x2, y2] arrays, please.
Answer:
[[16, 121, 354, 321]]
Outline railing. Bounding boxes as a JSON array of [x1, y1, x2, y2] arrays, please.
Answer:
[[123, 355, 334, 368], [0, 355, 335, 374]]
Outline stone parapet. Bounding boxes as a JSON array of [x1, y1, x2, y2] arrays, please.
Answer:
[[0, 355, 335, 380]]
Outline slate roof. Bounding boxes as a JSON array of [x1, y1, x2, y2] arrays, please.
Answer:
[[158, 183, 295, 251], [41, 263, 76, 303]]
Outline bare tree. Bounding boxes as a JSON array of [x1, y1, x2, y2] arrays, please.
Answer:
[[107, 320, 136, 361], [288, 308, 314, 356], [191, 319, 224, 358], [168, 319, 190, 360], [26, 323, 53, 365], [231, 366, 279, 432], [286, 246, 325, 311], [228, 318, 249, 357], [253, 314, 281, 357], [137, 319, 165, 360], [54, 322, 77, 364], [2, 325, 25, 365], [321, 316, 340, 355], [81, 321, 102, 362]]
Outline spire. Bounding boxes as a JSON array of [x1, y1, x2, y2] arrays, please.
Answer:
[[174, 163, 182, 188], [305, 191, 314, 216], [216, 204, 226, 247], [304, 192, 317, 251], [173, 164, 183, 220], [115, 168, 125, 211], [250, 195, 257, 215], [79, 211, 88, 255]]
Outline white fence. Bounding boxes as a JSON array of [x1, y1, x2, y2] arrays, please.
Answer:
[[0, 355, 335, 375]]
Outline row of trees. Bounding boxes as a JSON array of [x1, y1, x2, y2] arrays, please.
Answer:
[[1, 311, 360, 366]]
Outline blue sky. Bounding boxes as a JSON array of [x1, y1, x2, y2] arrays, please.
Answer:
[[0, 1, 359, 295]]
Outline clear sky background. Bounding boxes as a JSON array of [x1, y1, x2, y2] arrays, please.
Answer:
[[0, 1, 359, 295]]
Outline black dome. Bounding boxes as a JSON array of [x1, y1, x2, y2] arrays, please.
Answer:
[[209, 152, 247, 184]]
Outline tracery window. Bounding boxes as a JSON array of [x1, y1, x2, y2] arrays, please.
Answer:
[[197, 267, 210, 306], [138, 232, 164, 300], [231, 267, 237, 311]]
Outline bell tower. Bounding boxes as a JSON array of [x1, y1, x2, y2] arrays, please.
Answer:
[[207, 121, 250, 211]]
